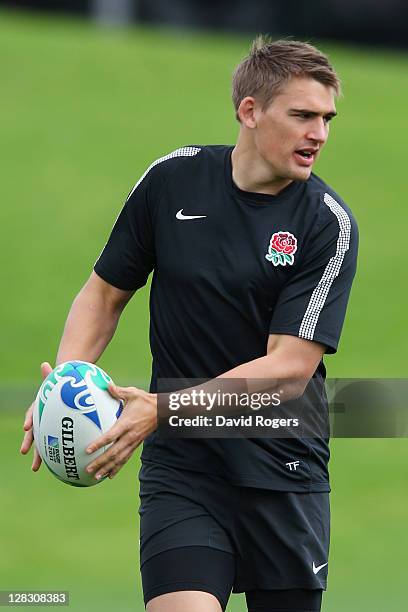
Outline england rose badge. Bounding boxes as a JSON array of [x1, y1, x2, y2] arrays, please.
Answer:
[[265, 231, 297, 266]]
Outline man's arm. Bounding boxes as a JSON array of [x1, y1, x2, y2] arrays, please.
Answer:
[[55, 271, 134, 363], [219, 334, 325, 397], [171, 333, 326, 413], [85, 334, 325, 480], [20, 271, 134, 470]]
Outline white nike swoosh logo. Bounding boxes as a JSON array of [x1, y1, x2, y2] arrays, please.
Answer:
[[312, 561, 328, 575], [176, 209, 207, 220]]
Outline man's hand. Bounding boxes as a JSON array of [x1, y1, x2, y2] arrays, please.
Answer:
[[20, 362, 53, 471], [85, 384, 157, 480]]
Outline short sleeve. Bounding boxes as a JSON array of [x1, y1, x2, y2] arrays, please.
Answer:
[[94, 174, 155, 291], [269, 193, 359, 354], [94, 146, 202, 291]]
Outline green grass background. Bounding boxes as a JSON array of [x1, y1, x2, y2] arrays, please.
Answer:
[[0, 9, 407, 611]]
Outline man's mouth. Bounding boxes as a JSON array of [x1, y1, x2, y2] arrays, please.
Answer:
[[294, 148, 318, 167]]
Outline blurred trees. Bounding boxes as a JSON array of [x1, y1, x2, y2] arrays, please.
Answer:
[[1, 0, 407, 47]]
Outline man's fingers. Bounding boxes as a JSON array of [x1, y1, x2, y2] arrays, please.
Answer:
[[20, 361, 52, 470], [85, 420, 123, 455], [86, 444, 122, 477], [108, 447, 135, 479], [20, 428, 34, 454], [108, 383, 140, 401], [86, 430, 138, 475], [23, 362, 52, 431], [32, 447, 42, 471], [108, 383, 124, 399], [41, 362, 53, 379], [21, 430, 42, 471], [96, 445, 138, 480], [23, 405, 34, 431]]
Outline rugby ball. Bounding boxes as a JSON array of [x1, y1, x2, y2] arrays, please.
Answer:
[[33, 361, 123, 487]]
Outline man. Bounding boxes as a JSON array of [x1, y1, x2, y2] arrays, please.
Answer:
[[21, 37, 358, 612]]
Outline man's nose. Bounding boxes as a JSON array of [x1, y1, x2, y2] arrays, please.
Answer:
[[306, 118, 328, 144]]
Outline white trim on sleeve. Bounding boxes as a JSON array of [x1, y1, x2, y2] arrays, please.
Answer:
[[298, 193, 352, 341], [126, 146, 201, 201], [94, 147, 201, 268]]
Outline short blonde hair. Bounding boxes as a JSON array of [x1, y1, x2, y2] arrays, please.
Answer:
[[232, 36, 341, 120]]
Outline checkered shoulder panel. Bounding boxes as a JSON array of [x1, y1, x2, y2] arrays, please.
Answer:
[[298, 193, 352, 341], [126, 146, 201, 201]]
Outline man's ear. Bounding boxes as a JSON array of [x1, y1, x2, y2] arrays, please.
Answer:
[[237, 96, 258, 128]]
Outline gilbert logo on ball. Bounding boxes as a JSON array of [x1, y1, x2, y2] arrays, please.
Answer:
[[32, 361, 123, 487], [265, 231, 298, 266]]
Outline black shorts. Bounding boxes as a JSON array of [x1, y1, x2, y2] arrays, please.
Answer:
[[139, 461, 330, 608], [142, 547, 323, 611]]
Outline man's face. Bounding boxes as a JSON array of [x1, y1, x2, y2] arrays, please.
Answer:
[[252, 77, 337, 182]]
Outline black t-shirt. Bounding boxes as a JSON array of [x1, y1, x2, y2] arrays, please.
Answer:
[[94, 145, 358, 492]]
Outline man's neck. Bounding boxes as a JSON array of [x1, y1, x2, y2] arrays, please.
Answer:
[[231, 137, 293, 196]]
